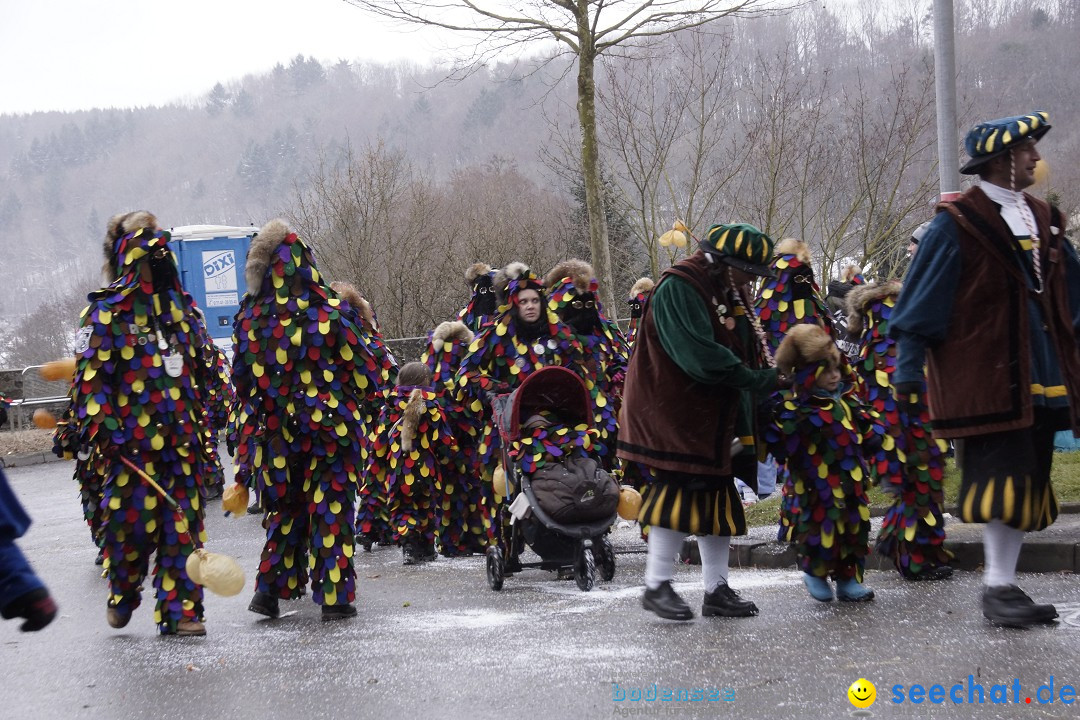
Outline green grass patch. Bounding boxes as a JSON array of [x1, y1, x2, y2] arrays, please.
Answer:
[[745, 451, 1080, 528]]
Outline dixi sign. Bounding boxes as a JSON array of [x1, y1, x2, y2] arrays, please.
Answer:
[[204, 251, 236, 279]]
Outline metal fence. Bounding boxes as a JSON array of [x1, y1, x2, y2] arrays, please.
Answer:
[[2, 365, 70, 431]]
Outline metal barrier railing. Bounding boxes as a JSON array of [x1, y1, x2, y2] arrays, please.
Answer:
[[1, 365, 70, 432]]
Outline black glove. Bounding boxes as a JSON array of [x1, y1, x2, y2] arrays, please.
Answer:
[[894, 381, 926, 419]]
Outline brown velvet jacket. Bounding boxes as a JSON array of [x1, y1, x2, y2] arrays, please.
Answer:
[[926, 187, 1080, 438]]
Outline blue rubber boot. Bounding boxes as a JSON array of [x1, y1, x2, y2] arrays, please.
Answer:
[[836, 577, 875, 602], [802, 573, 834, 602]]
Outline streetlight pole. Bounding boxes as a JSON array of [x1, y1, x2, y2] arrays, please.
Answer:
[[933, 0, 962, 202]]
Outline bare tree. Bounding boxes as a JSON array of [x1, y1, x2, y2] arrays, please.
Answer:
[[341, 0, 795, 310]]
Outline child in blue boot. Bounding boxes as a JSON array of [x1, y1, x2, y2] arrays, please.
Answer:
[[765, 325, 884, 602]]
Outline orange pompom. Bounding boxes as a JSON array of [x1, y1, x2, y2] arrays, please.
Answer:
[[33, 409, 58, 429], [39, 358, 77, 382]]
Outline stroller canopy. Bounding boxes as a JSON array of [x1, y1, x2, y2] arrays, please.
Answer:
[[495, 366, 592, 443]]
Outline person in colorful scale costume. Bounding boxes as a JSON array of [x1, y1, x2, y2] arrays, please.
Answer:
[[234, 220, 385, 622], [625, 277, 654, 350], [59, 211, 216, 636], [755, 238, 841, 353], [544, 260, 629, 470], [330, 282, 399, 552], [457, 262, 498, 334], [421, 321, 495, 555], [846, 280, 953, 581], [367, 362, 461, 564], [456, 262, 586, 481], [192, 309, 234, 500], [766, 324, 885, 602], [456, 262, 586, 556]]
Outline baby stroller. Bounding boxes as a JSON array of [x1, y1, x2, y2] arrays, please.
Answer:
[[485, 366, 619, 591]]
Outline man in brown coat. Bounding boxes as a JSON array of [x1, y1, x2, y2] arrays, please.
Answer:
[[892, 111, 1080, 627]]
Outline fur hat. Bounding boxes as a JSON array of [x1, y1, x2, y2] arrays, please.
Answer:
[[629, 277, 655, 299], [330, 281, 375, 329], [245, 218, 291, 293], [845, 280, 901, 337], [102, 211, 158, 282], [493, 261, 540, 306], [774, 324, 839, 376], [774, 238, 813, 265], [544, 259, 594, 294], [431, 320, 474, 347], [840, 264, 863, 284], [464, 262, 493, 287]]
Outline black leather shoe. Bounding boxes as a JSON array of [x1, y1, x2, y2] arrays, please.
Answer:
[[642, 581, 694, 620], [248, 591, 280, 619], [94, 548, 105, 566], [402, 541, 420, 566], [321, 604, 357, 621], [904, 565, 953, 582], [702, 581, 759, 617], [982, 585, 1057, 627]]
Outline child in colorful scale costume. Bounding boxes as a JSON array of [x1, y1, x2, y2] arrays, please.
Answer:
[[330, 282, 399, 552], [625, 277, 654, 350], [846, 281, 953, 581], [421, 321, 495, 555], [765, 324, 885, 602], [233, 220, 386, 622], [457, 262, 499, 334], [367, 362, 461, 564], [544, 260, 629, 470], [57, 211, 216, 635]]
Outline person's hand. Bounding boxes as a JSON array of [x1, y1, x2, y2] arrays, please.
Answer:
[[774, 371, 793, 390], [894, 381, 927, 419]]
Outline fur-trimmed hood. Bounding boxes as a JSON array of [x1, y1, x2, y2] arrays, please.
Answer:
[[774, 238, 813, 264], [628, 277, 655, 299], [845, 280, 902, 337], [102, 211, 158, 282], [464, 262, 493, 287], [774, 324, 839, 376], [245, 218, 291, 293], [431, 320, 474, 347], [544, 259, 594, 294], [493, 261, 537, 306], [330, 281, 375, 329]]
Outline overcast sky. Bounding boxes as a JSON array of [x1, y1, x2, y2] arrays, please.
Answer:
[[0, 0, 450, 115]]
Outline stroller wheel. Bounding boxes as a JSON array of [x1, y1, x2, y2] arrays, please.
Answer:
[[486, 546, 505, 591], [597, 535, 616, 582], [574, 542, 595, 592]]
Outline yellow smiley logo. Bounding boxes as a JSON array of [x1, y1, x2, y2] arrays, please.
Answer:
[[847, 678, 876, 709]]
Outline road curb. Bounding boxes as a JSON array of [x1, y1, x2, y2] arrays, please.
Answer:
[[0, 451, 66, 469]]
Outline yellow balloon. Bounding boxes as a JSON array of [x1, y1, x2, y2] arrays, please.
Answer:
[[1033, 158, 1049, 185], [617, 486, 642, 521], [493, 464, 507, 498]]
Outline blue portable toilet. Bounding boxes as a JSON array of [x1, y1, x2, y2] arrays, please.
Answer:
[[169, 224, 257, 359]]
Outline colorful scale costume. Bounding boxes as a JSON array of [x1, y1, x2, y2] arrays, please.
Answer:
[[58, 211, 214, 633], [765, 327, 886, 583], [422, 321, 495, 554], [232, 220, 386, 609], [457, 262, 498, 334], [625, 277, 654, 349], [368, 385, 458, 556], [455, 262, 585, 483], [846, 281, 952, 578], [197, 331, 234, 496], [329, 282, 398, 551], [509, 411, 599, 476], [544, 260, 628, 468], [755, 239, 838, 352]]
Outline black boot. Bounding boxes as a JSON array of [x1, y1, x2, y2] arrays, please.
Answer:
[[402, 541, 420, 566], [248, 591, 280, 618], [2, 588, 58, 632], [982, 585, 1057, 627], [321, 604, 357, 621], [642, 580, 694, 620], [702, 581, 759, 617]]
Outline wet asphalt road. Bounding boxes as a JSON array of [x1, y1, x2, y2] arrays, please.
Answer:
[[2, 460, 1079, 720]]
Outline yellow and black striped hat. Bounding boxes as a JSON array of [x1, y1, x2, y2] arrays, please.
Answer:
[[701, 223, 776, 278], [960, 111, 1050, 175]]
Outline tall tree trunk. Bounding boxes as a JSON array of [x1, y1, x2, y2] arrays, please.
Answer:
[[576, 33, 616, 312]]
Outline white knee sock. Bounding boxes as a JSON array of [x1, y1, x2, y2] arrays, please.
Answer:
[[697, 535, 731, 592], [644, 526, 686, 590], [983, 520, 1025, 587]]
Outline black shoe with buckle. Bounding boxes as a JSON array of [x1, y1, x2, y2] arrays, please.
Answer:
[[322, 604, 357, 621], [642, 580, 694, 621], [702, 581, 759, 617], [248, 591, 280, 619], [982, 585, 1057, 628]]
